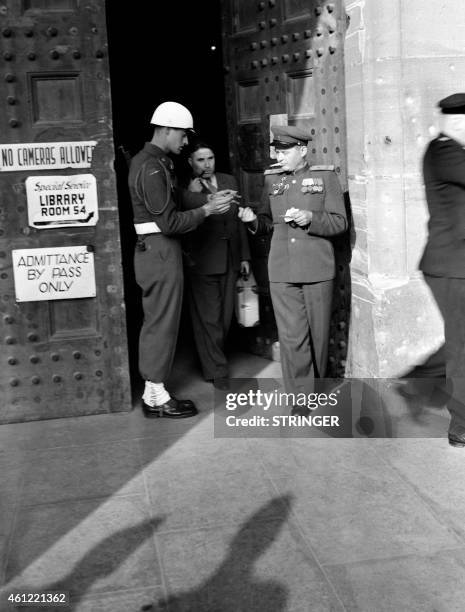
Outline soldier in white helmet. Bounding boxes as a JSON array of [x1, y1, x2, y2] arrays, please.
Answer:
[[128, 101, 236, 417]]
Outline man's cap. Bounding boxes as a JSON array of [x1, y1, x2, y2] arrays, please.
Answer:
[[150, 101, 194, 130], [271, 125, 312, 149], [438, 93, 465, 115]]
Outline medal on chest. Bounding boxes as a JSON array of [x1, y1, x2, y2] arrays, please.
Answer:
[[271, 176, 290, 196], [301, 177, 324, 194]]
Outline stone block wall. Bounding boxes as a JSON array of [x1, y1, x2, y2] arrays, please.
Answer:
[[343, 0, 465, 376]]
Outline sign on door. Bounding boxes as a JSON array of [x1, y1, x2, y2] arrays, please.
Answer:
[[12, 246, 97, 302], [26, 174, 99, 228]]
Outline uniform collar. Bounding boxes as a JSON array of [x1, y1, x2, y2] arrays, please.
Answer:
[[437, 132, 451, 141], [143, 142, 173, 168], [437, 132, 465, 146], [289, 162, 309, 176]]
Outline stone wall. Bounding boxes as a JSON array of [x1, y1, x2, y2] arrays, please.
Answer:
[[343, 0, 465, 376]]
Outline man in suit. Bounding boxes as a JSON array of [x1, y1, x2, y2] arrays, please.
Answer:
[[417, 93, 465, 446], [239, 125, 347, 409], [128, 103, 235, 418], [182, 141, 251, 387]]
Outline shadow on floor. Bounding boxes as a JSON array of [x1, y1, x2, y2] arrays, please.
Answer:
[[147, 495, 292, 612], [8, 497, 292, 611], [12, 517, 165, 611], [1, 348, 283, 605]]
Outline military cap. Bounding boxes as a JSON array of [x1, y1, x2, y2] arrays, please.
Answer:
[[438, 93, 465, 115], [271, 125, 312, 149]]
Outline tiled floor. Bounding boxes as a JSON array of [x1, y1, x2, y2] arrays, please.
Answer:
[[0, 351, 464, 611]]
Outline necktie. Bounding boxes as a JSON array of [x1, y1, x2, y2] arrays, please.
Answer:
[[201, 177, 217, 193]]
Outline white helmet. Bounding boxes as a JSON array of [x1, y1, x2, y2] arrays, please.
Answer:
[[150, 101, 194, 129]]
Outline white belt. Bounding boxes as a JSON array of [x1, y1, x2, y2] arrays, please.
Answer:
[[134, 222, 161, 235]]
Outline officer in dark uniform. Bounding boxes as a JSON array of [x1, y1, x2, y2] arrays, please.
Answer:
[[417, 93, 465, 446], [128, 102, 235, 418], [239, 125, 347, 406]]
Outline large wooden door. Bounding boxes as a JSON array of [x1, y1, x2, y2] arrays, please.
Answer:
[[0, 0, 130, 422], [221, 0, 351, 377]]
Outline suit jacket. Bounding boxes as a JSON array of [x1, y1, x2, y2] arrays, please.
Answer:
[[181, 172, 251, 275], [254, 165, 347, 283], [419, 134, 465, 278]]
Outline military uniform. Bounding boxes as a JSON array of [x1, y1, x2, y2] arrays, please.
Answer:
[[253, 143, 347, 393], [418, 94, 465, 439], [128, 142, 207, 383]]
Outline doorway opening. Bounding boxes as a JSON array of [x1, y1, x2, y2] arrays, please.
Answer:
[[105, 1, 231, 391]]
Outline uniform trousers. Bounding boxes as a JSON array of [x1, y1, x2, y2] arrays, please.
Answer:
[[425, 274, 465, 427], [270, 279, 333, 394], [186, 260, 237, 380], [134, 234, 183, 383]]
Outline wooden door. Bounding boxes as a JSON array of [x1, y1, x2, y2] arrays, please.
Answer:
[[0, 0, 130, 422], [221, 0, 351, 377]]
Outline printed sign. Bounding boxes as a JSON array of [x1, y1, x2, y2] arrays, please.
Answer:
[[12, 246, 96, 302], [26, 174, 98, 228], [0, 141, 97, 172]]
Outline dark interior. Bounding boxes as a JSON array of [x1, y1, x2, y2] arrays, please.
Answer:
[[105, 1, 232, 386]]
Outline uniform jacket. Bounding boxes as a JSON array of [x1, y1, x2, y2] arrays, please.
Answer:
[[128, 143, 207, 235], [254, 165, 347, 283], [419, 134, 465, 278], [181, 172, 251, 275]]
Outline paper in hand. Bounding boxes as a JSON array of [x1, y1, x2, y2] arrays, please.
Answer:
[[283, 207, 299, 222]]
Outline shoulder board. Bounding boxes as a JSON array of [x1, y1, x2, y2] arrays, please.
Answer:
[[309, 164, 335, 171], [264, 167, 284, 175], [156, 156, 174, 170]]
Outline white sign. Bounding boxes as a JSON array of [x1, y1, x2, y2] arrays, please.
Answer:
[[26, 174, 99, 228], [12, 246, 96, 302], [0, 141, 97, 172]]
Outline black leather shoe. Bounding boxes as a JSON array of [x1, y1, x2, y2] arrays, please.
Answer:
[[448, 422, 465, 447], [448, 435, 465, 448], [290, 405, 311, 417], [142, 398, 198, 419], [171, 396, 196, 411]]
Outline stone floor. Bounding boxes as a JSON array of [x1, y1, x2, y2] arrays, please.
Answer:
[[0, 350, 464, 611]]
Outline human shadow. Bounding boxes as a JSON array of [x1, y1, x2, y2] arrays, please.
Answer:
[[12, 517, 164, 611], [146, 495, 293, 612]]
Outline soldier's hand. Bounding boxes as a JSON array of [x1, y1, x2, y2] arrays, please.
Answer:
[[290, 209, 313, 227], [188, 177, 203, 193], [238, 206, 257, 223], [216, 189, 237, 198], [217, 189, 242, 204], [203, 192, 232, 216]]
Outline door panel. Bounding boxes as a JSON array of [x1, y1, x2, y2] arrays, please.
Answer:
[[222, 0, 351, 376], [0, 0, 130, 422]]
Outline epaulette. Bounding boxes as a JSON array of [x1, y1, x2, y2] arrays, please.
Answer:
[[264, 167, 285, 175], [157, 156, 174, 171], [309, 164, 335, 171]]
